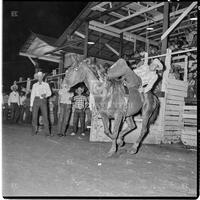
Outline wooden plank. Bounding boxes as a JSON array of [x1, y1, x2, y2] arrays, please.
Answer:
[[121, 7, 186, 33], [119, 33, 123, 58], [167, 90, 187, 97], [84, 21, 89, 58], [87, 2, 131, 21], [105, 44, 119, 56], [89, 20, 159, 46], [167, 84, 187, 92], [166, 95, 184, 101], [166, 105, 181, 111], [161, 2, 169, 63], [165, 110, 180, 116], [161, 2, 197, 40], [104, 3, 164, 27], [166, 100, 183, 105], [184, 118, 197, 123], [166, 79, 188, 87], [184, 127, 197, 132], [184, 110, 197, 114], [165, 116, 180, 121], [164, 125, 182, 131], [184, 106, 197, 110], [164, 130, 182, 135], [164, 121, 182, 126], [182, 114, 197, 119]]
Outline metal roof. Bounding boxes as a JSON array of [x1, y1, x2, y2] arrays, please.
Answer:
[[20, 2, 198, 62]]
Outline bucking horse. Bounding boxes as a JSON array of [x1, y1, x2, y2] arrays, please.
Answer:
[[64, 57, 160, 157]]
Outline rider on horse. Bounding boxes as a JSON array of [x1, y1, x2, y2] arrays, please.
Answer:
[[107, 51, 163, 95], [133, 51, 163, 93]]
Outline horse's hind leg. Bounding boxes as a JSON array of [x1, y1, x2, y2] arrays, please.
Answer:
[[107, 111, 124, 157], [117, 116, 136, 147], [128, 97, 153, 154], [100, 112, 113, 140]]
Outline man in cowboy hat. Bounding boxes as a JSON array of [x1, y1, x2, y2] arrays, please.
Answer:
[[71, 86, 88, 136], [8, 84, 20, 123], [30, 71, 52, 136]]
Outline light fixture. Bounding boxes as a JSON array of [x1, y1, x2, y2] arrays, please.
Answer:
[[88, 41, 95, 45], [146, 27, 154, 30], [190, 17, 197, 21]]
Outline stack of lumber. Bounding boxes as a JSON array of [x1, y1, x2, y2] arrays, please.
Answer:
[[181, 105, 197, 147], [162, 78, 188, 144]]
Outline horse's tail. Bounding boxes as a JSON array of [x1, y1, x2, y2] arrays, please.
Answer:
[[149, 94, 160, 124]]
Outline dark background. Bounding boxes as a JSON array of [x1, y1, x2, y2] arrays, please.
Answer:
[[3, 1, 88, 93]]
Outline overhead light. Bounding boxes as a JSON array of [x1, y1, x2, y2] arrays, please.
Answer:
[[146, 27, 154, 30], [88, 41, 95, 45], [190, 17, 197, 21]]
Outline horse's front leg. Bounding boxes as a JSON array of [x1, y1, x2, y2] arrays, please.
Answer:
[[107, 111, 124, 157], [117, 116, 136, 148]]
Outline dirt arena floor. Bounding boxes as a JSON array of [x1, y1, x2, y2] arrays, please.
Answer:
[[2, 123, 197, 197]]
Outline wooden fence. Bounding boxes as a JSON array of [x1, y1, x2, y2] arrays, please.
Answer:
[[181, 105, 197, 147]]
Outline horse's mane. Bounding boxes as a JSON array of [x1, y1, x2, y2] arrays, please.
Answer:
[[86, 64, 100, 81]]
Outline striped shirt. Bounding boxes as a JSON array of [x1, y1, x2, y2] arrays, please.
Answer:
[[73, 95, 88, 109]]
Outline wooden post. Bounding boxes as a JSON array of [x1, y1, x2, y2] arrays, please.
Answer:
[[58, 53, 65, 75], [134, 38, 137, 52], [119, 32, 123, 58], [161, 2, 169, 63], [84, 21, 89, 59], [35, 59, 39, 73], [184, 55, 188, 82]]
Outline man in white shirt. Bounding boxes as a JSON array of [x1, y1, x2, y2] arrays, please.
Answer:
[[57, 79, 73, 137], [8, 84, 20, 123], [30, 72, 52, 136]]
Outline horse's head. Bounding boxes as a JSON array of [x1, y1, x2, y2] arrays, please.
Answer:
[[107, 58, 131, 79], [65, 61, 87, 88]]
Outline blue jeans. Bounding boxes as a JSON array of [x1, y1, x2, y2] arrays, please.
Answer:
[[32, 97, 50, 135], [73, 108, 85, 133], [57, 103, 72, 135], [10, 103, 19, 122]]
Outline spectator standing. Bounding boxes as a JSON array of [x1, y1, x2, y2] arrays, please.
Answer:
[[2, 93, 9, 121], [185, 28, 197, 47], [8, 84, 20, 123], [71, 87, 88, 136], [24, 93, 32, 123], [18, 91, 26, 123], [52, 92, 59, 125], [57, 81, 73, 137], [30, 72, 52, 136]]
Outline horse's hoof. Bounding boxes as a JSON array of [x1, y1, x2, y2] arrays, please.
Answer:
[[128, 148, 138, 154], [106, 150, 116, 158], [117, 139, 124, 147]]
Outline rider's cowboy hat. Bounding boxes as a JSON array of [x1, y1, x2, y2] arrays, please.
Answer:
[[34, 71, 45, 80], [10, 84, 18, 91]]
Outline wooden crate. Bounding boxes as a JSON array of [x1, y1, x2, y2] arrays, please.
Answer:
[[161, 78, 188, 144], [181, 105, 197, 147]]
